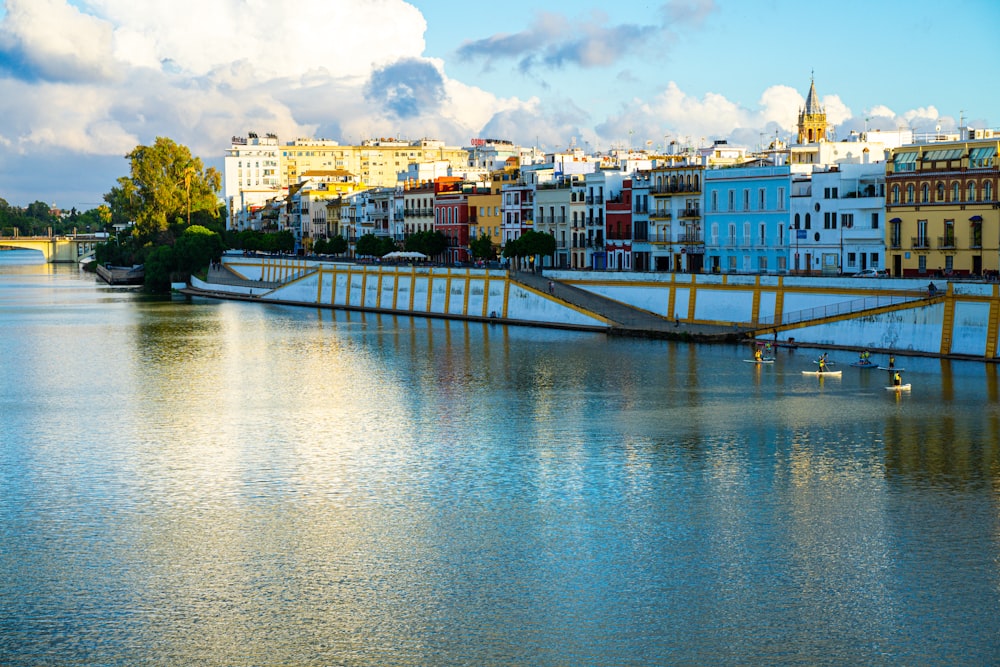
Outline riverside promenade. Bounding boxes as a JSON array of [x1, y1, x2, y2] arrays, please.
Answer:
[[194, 262, 742, 343], [190, 258, 1000, 361], [506, 269, 740, 342]]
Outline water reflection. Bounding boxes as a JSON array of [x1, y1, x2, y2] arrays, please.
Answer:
[[2, 254, 1000, 665]]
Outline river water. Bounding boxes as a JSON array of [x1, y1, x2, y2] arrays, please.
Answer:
[[1, 249, 999, 666]]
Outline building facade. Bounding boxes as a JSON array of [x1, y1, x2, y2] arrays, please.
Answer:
[[705, 166, 791, 274], [886, 137, 999, 277]]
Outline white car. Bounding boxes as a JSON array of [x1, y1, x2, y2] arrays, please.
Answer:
[[854, 269, 882, 278]]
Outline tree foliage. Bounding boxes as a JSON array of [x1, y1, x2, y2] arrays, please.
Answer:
[[404, 230, 447, 259], [503, 230, 556, 261], [353, 234, 396, 258], [172, 225, 224, 275], [106, 137, 221, 241], [469, 233, 496, 261]]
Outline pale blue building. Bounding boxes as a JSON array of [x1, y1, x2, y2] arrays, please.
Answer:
[[704, 165, 792, 274]]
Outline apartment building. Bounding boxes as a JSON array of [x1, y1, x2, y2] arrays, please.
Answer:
[[886, 135, 999, 277]]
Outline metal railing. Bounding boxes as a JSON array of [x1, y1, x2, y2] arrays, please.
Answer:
[[749, 294, 923, 328]]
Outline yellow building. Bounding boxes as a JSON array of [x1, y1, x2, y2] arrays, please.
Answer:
[[886, 137, 999, 277], [280, 137, 470, 189]]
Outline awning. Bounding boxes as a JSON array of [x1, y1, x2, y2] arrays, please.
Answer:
[[970, 146, 997, 160], [893, 152, 918, 164], [969, 215, 983, 222], [922, 148, 964, 161], [889, 217, 902, 223]]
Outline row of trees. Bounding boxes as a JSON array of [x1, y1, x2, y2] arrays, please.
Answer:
[[0, 199, 111, 237]]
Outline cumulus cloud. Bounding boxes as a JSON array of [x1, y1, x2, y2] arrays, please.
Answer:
[[365, 58, 447, 119], [0, 0, 119, 82]]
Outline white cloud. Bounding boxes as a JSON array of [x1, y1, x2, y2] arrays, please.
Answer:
[[0, 0, 118, 81], [84, 0, 427, 79]]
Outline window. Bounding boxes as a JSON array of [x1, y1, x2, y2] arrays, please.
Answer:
[[937, 183, 945, 201], [758, 223, 766, 245], [944, 220, 955, 247], [743, 221, 751, 246], [841, 213, 853, 229], [871, 213, 879, 229], [794, 213, 801, 229], [968, 182, 976, 201], [758, 256, 768, 272], [805, 213, 811, 230], [758, 189, 766, 210], [917, 219, 928, 247], [953, 182, 960, 202], [986, 182, 993, 201], [907, 185, 915, 203], [743, 190, 750, 211], [847, 252, 856, 268], [921, 184, 930, 203], [728, 190, 735, 211], [892, 185, 900, 204], [728, 223, 737, 246], [918, 255, 927, 273], [777, 187, 785, 210], [870, 253, 879, 269]]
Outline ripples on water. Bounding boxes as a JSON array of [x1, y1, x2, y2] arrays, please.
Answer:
[[1, 252, 999, 665]]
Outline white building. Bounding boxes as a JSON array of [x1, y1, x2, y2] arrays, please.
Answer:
[[790, 162, 886, 275], [224, 132, 282, 230]]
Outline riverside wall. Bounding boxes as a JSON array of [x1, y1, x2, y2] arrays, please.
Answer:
[[547, 270, 1000, 360], [192, 257, 610, 330], [192, 257, 1000, 361]]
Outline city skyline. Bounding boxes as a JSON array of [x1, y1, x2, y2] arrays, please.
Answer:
[[0, 0, 998, 209]]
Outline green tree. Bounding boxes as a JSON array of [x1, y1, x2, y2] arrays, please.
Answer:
[[355, 233, 381, 258], [328, 234, 348, 256], [172, 225, 223, 276], [143, 244, 175, 293], [469, 233, 495, 261], [404, 230, 447, 259], [312, 237, 329, 255], [111, 137, 221, 241]]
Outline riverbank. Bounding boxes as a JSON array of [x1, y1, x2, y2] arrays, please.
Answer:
[[184, 257, 1000, 362]]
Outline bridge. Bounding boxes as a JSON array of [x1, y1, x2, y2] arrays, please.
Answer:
[[0, 234, 106, 263]]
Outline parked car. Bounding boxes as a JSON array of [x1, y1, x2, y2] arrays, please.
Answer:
[[853, 269, 883, 278]]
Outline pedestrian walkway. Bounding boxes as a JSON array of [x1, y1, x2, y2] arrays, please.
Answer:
[[509, 270, 741, 341]]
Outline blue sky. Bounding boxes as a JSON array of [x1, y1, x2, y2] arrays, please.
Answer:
[[1, 0, 998, 210]]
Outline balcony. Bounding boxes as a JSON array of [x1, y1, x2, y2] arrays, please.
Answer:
[[911, 237, 930, 249], [650, 211, 672, 220], [680, 232, 703, 244], [679, 208, 701, 218], [937, 236, 956, 249]]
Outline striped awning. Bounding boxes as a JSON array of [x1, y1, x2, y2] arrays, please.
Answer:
[[922, 148, 964, 161], [893, 152, 918, 164]]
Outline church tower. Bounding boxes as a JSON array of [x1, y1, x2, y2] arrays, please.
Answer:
[[796, 75, 828, 144]]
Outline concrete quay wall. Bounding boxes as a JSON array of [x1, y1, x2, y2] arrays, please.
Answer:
[[547, 270, 1000, 360], [195, 258, 609, 330], [194, 258, 1000, 361]]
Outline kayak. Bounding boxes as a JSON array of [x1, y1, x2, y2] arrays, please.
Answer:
[[802, 370, 842, 376], [877, 366, 906, 372], [851, 361, 877, 368], [885, 384, 912, 391], [744, 358, 775, 364], [812, 360, 836, 365]]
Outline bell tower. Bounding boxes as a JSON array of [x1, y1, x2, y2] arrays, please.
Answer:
[[797, 73, 828, 144]]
